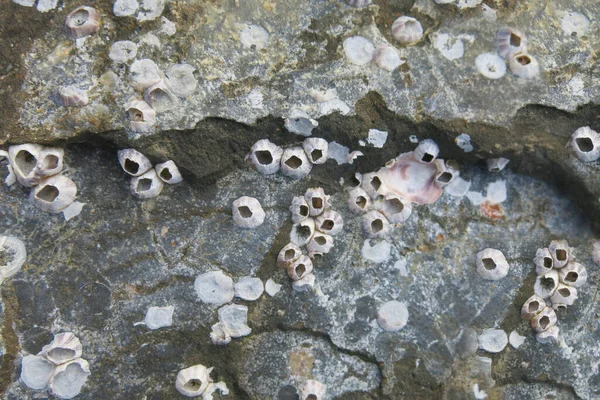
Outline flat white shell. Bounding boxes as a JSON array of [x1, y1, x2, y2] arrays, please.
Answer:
[[240, 25, 269, 49], [234, 277, 264, 301], [343, 36, 375, 66], [475, 53, 506, 79], [194, 271, 234, 305], [218, 304, 251, 338], [478, 329, 508, 353], [20, 355, 55, 390], [48, 358, 91, 400], [265, 279, 282, 296], [376, 301, 408, 331], [144, 305, 174, 330]]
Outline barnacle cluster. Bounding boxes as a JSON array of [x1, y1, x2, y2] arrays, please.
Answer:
[[0, 236, 27, 285], [117, 149, 182, 199], [496, 27, 540, 79], [175, 364, 229, 398], [569, 126, 600, 163], [277, 188, 343, 292], [521, 240, 588, 344], [20, 332, 91, 399]]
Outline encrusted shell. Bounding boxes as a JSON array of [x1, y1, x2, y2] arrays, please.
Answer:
[[210, 322, 231, 345], [289, 196, 310, 223], [277, 243, 302, 269], [41, 332, 83, 365], [414, 139, 439, 164], [280, 147, 312, 179], [302, 138, 329, 164], [533, 248, 554, 275], [35, 147, 64, 178], [143, 80, 179, 112], [530, 307, 557, 333], [361, 172, 387, 200], [343, 36, 375, 66], [218, 304, 251, 338], [558, 261, 587, 288], [287, 255, 314, 281], [520, 294, 546, 320], [175, 364, 212, 397], [247, 139, 283, 175], [292, 273, 316, 292], [392, 16, 423, 45], [475, 248, 510, 280], [304, 187, 329, 216], [362, 210, 390, 238], [548, 240, 571, 268], [155, 160, 183, 184], [130, 169, 164, 199], [434, 159, 459, 187], [496, 27, 527, 60], [8, 144, 43, 187], [109, 40, 138, 64], [194, 271, 234, 305], [56, 86, 89, 107], [290, 218, 315, 247], [0, 236, 27, 284], [570, 126, 600, 162], [315, 210, 343, 236], [30, 175, 77, 213], [129, 59, 163, 92], [65, 6, 100, 39], [347, 187, 371, 214], [306, 232, 334, 257], [125, 100, 156, 133], [534, 270, 559, 299], [550, 283, 578, 307], [377, 194, 412, 223], [118, 148, 153, 177], [299, 379, 327, 400], [373, 44, 403, 72], [486, 158, 510, 172], [475, 53, 507, 80], [48, 358, 91, 400], [509, 53, 540, 79], [284, 109, 318, 137], [345, 0, 371, 7], [377, 300, 409, 332], [232, 196, 265, 228], [20, 355, 55, 390], [536, 325, 559, 344], [165, 63, 198, 97]]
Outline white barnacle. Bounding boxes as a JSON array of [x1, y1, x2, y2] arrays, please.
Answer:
[[478, 329, 508, 353], [536, 325, 559, 344], [304, 187, 329, 216], [292, 273, 315, 293], [343, 36, 375, 66], [377, 301, 409, 332], [361, 172, 387, 200], [434, 159, 459, 187], [520, 294, 546, 320], [217, 304, 251, 338], [344, 0, 371, 7], [210, 322, 231, 345], [234, 277, 264, 301], [347, 187, 371, 214], [143, 80, 178, 112], [299, 379, 327, 400], [231, 196, 265, 228], [362, 210, 390, 238], [141, 306, 174, 330], [561, 12, 590, 37], [306, 232, 334, 257], [550, 283, 578, 307], [194, 271, 234, 305], [41, 332, 83, 365], [129, 59, 163, 92], [113, 0, 138, 17], [8, 143, 43, 187], [117, 148, 153, 176], [165, 63, 198, 97], [570, 126, 600, 162], [534, 270, 559, 299], [31, 175, 77, 214], [486, 158, 510, 172], [154, 160, 183, 184], [0, 236, 26, 285], [287, 255, 314, 281], [65, 6, 100, 39], [391, 16, 423, 45], [20, 354, 55, 390], [56, 86, 89, 107], [265, 279, 282, 296], [246, 139, 283, 175], [130, 169, 164, 199], [109, 41, 138, 64], [475, 248, 509, 280], [290, 218, 315, 247], [124, 100, 156, 133], [175, 364, 212, 397], [289, 196, 310, 223], [373, 44, 403, 71], [280, 147, 312, 179], [530, 307, 557, 333], [277, 243, 302, 269], [285, 109, 318, 137], [315, 210, 343, 236], [475, 53, 506, 80], [533, 248, 553, 275], [548, 239, 571, 268], [35, 147, 64, 178], [302, 138, 329, 164], [508, 53, 540, 79], [240, 24, 269, 50], [48, 358, 91, 400], [377, 193, 412, 223], [558, 261, 587, 288], [414, 139, 439, 164], [496, 27, 527, 60]]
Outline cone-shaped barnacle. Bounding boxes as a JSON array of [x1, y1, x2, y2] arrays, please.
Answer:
[[434, 159, 459, 187], [373, 44, 403, 72], [533, 248, 553, 275], [548, 240, 571, 268], [143, 80, 178, 112], [391, 16, 423, 45], [362, 210, 390, 238], [315, 210, 343, 236], [530, 307, 557, 333], [8, 144, 43, 187], [475, 53, 507, 80], [30, 175, 77, 214], [377, 193, 412, 224], [570, 126, 600, 162], [304, 187, 329, 216], [414, 139, 439, 164], [306, 232, 334, 257], [475, 248, 510, 280], [536, 325, 559, 344], [277, 243, 302, 269], [48, 358, 91, 399], [20, 354, 55, 390], [56, 86, 89, 107], [247, 139, 283, 175], [41, 332, 82, 365], [287, 255, 313, 281], [232, 196, 265, 228], [175, 364, 212, 397], [496, 27, 527, 60], [292, 273, 315, 292], [345, 0, 371, 7], [210, 322, 231, 345], [550, 283, 578, 307], [302, 138, 329, 165], [33, 147, 64, 179], [520, 294, 546, 320], [361, 172, 387, 200], [486, 158, 510, 172], [377, 300, 409, 332], [289, 196, 310, 223], [290, 218, 315, 247], [130, 169, 164, 199], [125, 100, 156, 133], [558, 262, 587, 288], [65, 6, 100, 39], [155, 160, 183, 184], [509, 53, 540, 79], [534, 270, 559, 299], [281, 147, 312, 179], [299, 379, 327, 400], [347, 187, 371, 214], [0, 236, 27, 285], [117, 149, 153, 177]]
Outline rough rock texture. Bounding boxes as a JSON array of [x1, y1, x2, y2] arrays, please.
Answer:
[[1, 0, 600, 399]]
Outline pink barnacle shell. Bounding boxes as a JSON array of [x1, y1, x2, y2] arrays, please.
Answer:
[[377, 152, 442, 205]]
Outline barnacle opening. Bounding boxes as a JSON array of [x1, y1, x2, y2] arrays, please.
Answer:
[[490, 167, 500, 172], [284, 249, 296, 260], [543, 257, 552, 269], [558, 288, 571, 297], [128, 109, 144, 122], [299, 205, 309, 217], [509, 33, 521, 47], [71, 9, 90, 26], [421, 153, 434, 163], [311, 149, 323, 162], [370, 176, 381, 191], [41, 155, 59, 170], [437, 172, 453, 183], [315, 236, 327, 245], [285, 156, 302, 169], [296, 225, 312, 240], [296, 263, 306, 277], [320, 219, 334, 231], [575, 138, 594, 152], [539, 316, 550, 330], [528, 301, 540, 312], [238, 206, 253, 218], [371, 219, 383, 233], [312, 198, 323, 209], [255, 150, 273, 165], [137, 178, 153, 192], [48, 348, 76, 362], [384, 198, 404, 214], [565, 271, 578, 283], [348, 175, 361, 187], [124, 159, 140, 174], [36, 185, 59, 202], [306, 396, 318, 400], [184, 378, 203, 391], [148, 88, 176, 109], [159, 168, 173, 181], [15, 150, 37, 175], [356, 196, 367, 209], [540, 276, 556, 291], [516, 55, 531, 65], [555, 249, 567, 261], [482, 258, 497, 270]]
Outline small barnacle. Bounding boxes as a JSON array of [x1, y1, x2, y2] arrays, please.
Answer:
[[218, 304, 251, 338], [287, 255, 314, 281], [0, 236, 27, 285], [285, 109, 318, 137], [247, 139, 283, 175], [143, 80, 178, 112], [548, 239, 571, 268], [56, 86, 89, 107], [299, 379, 327, 400], [175, 364, 212, 397], [306, 232, 334, 257], [345, 0, 371, 7], [343, 36, 375, 66], [292, 273, 316, 292], [570, 126, 600, 162], [377, 193, 412, 223], [289, 196, 310, 223], [48, 358, 91, 399], [231, 196, 265, 228], [347, 187, 371, 214], [130, 169, 164, 199], [533, 248, 554, 275], [391, 16, 423, 45], [486, 157, 510, 172], [315, 210, 343, 236], [277, 243, 302, 269], [20, 355, 55, 390], [165, 63, 198, 97], [534, 270, 559, 299], [234, 277, 264, 301], [8, 143, 43, 187], [304, 187, 329, 216], [434, 159, 459, 187], [290, 218, 315, 247], [361, 172, 387, 200], [302, 138, 329, 164], [536, 325, 559, 344], [362, 210, 390, 238], [280, 147, 312, 179], [124, 100, 156, 133], [142, 305, 174, 330], [154, 160, 183, 184], [475, 248, 510, 280], [129, 59, 163, 92], [113, 0, 139, 17], [109, 40, 138, 64], [414, 139, 439, 164], [560, 12, 590, 37], [520, 294, 546, 320], [496, 27, 527, 60], [210, 322, 232, 345], [41, 332, 82, 365], [478, 329, 508, 353], [194, 271, 234, 305], [35, 147, 64, 178], [550, 283, 578, 307], [475, 53, 506, 80], [508, 53, 540, 79], [30, 175, 77, 214], [373, 44, 403, 71], [558, 261, 587, 288], [117, 148, 153, 177], [530, 307, 557, 333], [65, 6, 100, 39], [377, 300, 409, 332]]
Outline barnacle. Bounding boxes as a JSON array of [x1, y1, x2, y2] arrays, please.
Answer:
[[475, 248, 510, 280], [232, 196, 265, 228], [391, 16, 423, 45], [0, 236, 27, 285], [65, 6, 100, 39]]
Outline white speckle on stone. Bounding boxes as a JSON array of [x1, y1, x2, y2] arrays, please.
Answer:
[[109, 41, 138, 64], [63, 202, 86, 221], [481, 4, 497, 21], [247, 89, 264, 109], [158, 16, 176, 36], [234, 277, 264, 301], [567, 75, 585, 96], [12, 0, 34, 6], [36, 0, 58, 12], [362, 129, 388, 148], [319, 98, 350, 116], [486, 180, 507, 204], [409, 135, 419, 143], [475, 53, 506, 79], [478, 329, 508, 353], [265, 279, 282, 296], [561, 12, 590, 37], [393, 258, 409, 276], [455, 133, 473, 152], [194, 271, 234, 305], [432, 33, 464, 61], [347, 151, 364, 164], [361, 239, 391, 263], [137, 0, 166, 21], [457, 0, 482, 8], [472, 383, 488, 399], [240, 24, 269, 50], [309, 88, 338, 103], [284, 109, 318, 136], [343, 36, 375, 66], [509, 331, 526, 349], [377, 301, 409, 331], [445, 177, 471, 197], [218, 304, 251, 338], [142, 305, 174, 330], [113, 0, 139, 17]]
